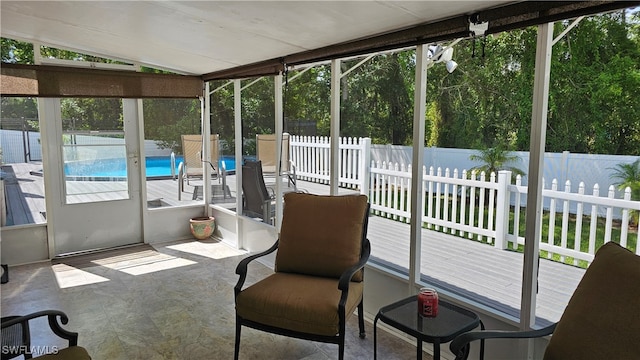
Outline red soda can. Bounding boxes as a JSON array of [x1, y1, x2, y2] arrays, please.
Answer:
[[418, 288, 439, 317]]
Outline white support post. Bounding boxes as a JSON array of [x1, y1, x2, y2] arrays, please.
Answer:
[[521, 23, 553, 339], [38, 98, 61, 259], [359, 138, 371, 195], [274, 74, 284, 230], [409, 44, 428, 294], [495, 170, 511, 250], [33, 42, 42, 64], [202, 83, 211, 209], [234, 79, 244, 248], [330, 59, 341, 195]]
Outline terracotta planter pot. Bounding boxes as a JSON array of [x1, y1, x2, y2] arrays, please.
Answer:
[[189, 216, 216, 240]]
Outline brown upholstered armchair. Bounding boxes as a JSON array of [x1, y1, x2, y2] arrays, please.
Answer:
[[1, 310, 91, 360], [234, 192, 371, 360], [450, 242, 640, 360]]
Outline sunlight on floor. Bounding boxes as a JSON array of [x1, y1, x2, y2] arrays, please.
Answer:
[[51, 246, 199, 288], [52, 263, 110, 288], [165, 240, 246, 260], [90, 249, 196, 275]]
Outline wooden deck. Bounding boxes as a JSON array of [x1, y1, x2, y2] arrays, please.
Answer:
[[1, 162, 584, 326]]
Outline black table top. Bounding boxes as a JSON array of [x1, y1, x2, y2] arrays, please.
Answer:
[[376, 295, 481, 343]]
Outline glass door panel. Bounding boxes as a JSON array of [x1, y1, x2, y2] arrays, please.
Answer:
[[61, 98, 129, 203]]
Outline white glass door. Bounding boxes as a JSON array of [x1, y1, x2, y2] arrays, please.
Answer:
[[41, 98, 143, 255]]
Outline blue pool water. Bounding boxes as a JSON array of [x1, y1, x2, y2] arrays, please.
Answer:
[[64, 155, 237, 179]]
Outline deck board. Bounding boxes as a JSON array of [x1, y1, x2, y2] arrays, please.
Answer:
[[1, 162, 584, 326]]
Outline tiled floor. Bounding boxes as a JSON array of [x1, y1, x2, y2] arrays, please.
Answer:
[[1, 239, 428, 359]]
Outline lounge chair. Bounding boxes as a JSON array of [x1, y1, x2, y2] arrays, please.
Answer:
[[256, 133, 297, 190], [178, 134, 227, 200]]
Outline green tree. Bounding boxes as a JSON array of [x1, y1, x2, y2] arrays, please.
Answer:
[[549, 10, 640, 155], [210, 80, 236, 154], [339, 52, 414, 144], [283, 65, 331, 136], [144, 99, 201, 154], [0, 97, 38, 121], [1, 38, 34, 64]]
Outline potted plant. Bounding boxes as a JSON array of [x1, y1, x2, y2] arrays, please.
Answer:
[[189, 216, 216, 240]]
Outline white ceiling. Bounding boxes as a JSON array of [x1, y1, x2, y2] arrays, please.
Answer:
[[1, 1, 514, 76]]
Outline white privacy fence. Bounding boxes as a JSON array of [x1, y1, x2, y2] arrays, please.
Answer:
[[371, 144, 640, 216]]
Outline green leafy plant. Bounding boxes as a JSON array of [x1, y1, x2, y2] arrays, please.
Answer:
[[609, 158, 640, 224], [469, 147, 526, 179]]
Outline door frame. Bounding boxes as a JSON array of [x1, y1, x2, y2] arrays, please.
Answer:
[[39, 98, 144, 257]]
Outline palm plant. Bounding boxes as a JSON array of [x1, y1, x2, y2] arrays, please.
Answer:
[[609, 158, 640, 224], [469, 147, 526, 179]]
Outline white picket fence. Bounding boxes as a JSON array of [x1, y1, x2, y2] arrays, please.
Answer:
[[368, 162, 640, 265], [290, 135, 371, 190], [508, 176, 639, 264]]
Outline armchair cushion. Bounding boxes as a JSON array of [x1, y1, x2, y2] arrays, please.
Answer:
[[544, 242, 640, 360], [275, 193, 368, 281], [236, 272, 364, 336]]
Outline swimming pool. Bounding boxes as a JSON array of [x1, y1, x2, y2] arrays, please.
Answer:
[[64, 155, 237, 180]]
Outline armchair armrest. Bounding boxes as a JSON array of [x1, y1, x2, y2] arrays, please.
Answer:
[[449, 323, 556, 360], [1, 310, 78, 345], [337, 239, 371, 311], [338, 239, 371, 291], [234, 240, 279, 296]]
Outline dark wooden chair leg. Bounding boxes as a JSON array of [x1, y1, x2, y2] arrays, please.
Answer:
[[358, 300, 366, 339], [234, 319, 241, 360]]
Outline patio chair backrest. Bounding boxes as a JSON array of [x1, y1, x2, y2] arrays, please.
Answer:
[[256, 133, 290, 175], [181, 134, 220, 176]]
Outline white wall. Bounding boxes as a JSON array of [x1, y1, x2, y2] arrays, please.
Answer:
[[0, 224, 49, 265], [144, 205, 204, 244]]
